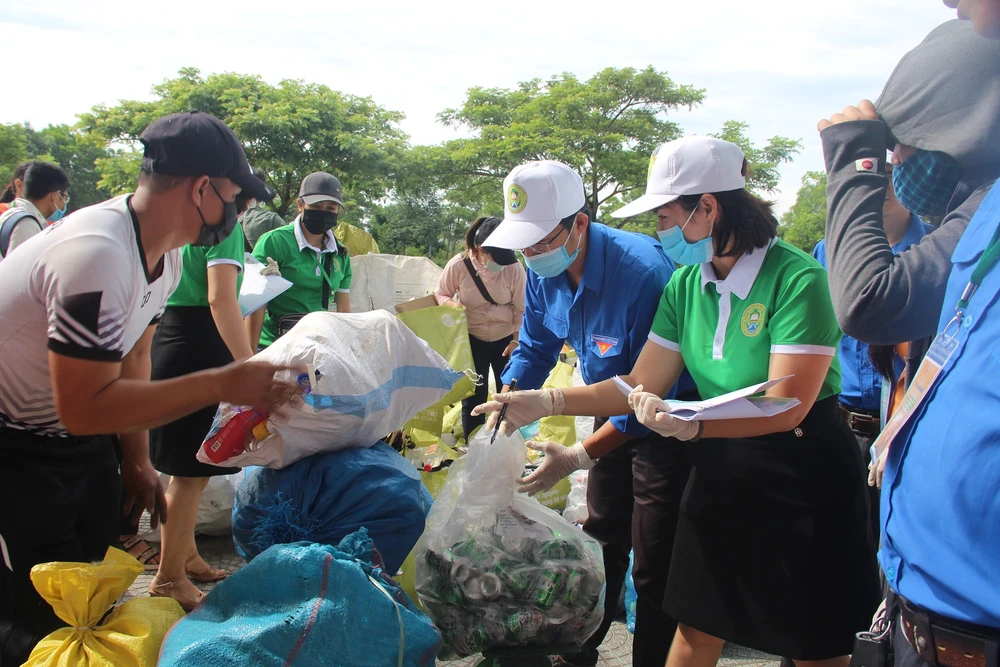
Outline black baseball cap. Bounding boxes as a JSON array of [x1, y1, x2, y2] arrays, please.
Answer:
[[298, 172, 343, 206], [476, 217, 518, 265], [139, 110, 271, 201]]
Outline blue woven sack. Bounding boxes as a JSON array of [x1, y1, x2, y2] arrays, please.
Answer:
[[159, 532, 442, 667], [232, 443, 433, 575]]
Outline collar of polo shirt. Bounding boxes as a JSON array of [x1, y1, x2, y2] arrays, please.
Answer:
[[293, 216, 340, 254], [699, 238, 776, 360]]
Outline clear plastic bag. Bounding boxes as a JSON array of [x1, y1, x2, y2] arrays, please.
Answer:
[[415, 429, 606, 659]]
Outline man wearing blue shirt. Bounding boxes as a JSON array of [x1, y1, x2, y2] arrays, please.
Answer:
[[479, 160, 688, 667], [812, 164, 929, 546], [879, 178, 1000, 667]]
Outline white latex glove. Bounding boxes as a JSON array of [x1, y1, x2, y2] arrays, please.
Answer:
[[471, 388, 565, 436], [628, 384, 700, 441], [519, 441, 595, 496], [869, 446, 889, 489], [259, 257, 281, 277]]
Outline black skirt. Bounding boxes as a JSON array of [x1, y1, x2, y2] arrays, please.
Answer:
[[149, 306, 239, 478], [662, 396, 881, 660]]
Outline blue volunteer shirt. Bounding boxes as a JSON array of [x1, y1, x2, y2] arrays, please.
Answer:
[[813, 215, 931, 411], [502, 222, 676, 436], [880, 182, 1000, 627]]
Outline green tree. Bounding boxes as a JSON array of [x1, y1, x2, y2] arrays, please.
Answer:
[[430, 66, 705, 219], [0, 122, 109, 210], [713, 121, 802, 195], [779, 171, 828, 252], [0, 124, 29, 191], [80, 68, 408, 221]]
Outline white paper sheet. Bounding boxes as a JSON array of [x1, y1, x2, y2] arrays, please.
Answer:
[[612, 374, 800, 421], [239, 253, 294, 317]]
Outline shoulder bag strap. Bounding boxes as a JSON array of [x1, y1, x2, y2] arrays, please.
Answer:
[[463, 255, 497, 305]]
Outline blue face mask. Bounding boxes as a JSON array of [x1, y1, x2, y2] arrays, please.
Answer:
[[891, 149, 964, 218], [47, 202, 67, 223], [523, 225, 581, 278], [657, 200, 714, 265]]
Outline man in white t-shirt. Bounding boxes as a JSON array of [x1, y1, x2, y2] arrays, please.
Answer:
[[0, 111, 296, 663]]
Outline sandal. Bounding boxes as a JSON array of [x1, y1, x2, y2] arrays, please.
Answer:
[[148, 578, 206, 613], [120, 534, 160, 571], [185, 556, 228, 583]]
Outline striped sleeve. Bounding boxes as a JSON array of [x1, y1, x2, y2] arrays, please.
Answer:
[[37, 235, 133, 362]]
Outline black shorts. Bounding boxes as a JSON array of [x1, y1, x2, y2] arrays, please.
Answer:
[[0, 428, 120, 664]]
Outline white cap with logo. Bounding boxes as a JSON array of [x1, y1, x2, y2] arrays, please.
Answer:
[[482, 160, 586, 250], [611, 136, 746, 219]]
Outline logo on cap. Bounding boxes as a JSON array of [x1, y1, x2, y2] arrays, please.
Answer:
[[740, 303, 766, 337], [647, 152, 658, 181], [507, 184, 528, 214]]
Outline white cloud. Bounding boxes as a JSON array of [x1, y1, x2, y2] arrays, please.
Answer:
[[1, 0, 954, 213]]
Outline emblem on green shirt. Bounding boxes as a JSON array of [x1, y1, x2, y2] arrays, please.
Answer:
[[507, 184, 528, 214], [740, 303, 766, 337]]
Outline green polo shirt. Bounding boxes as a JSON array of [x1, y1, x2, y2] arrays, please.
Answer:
[[167, 222, 246, 307], [649, 239, 842, 401], [253, 218, 352, 347]]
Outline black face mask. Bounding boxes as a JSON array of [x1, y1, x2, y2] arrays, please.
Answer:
[[301, 208, 339, 235], [194, 182, 238, 247]]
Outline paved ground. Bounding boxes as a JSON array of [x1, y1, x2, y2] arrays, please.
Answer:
[[125, 516, 779, 667]]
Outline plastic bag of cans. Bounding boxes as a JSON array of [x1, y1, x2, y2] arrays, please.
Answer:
[[414, 428, 606, 659]]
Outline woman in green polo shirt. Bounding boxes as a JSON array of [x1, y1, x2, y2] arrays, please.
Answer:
[[148, 183, 255, 611], [247, 171, 351, 349], [478, 137, 880, 667]]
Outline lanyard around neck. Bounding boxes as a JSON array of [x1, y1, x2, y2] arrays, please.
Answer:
[[955, 221, 1000, 314]]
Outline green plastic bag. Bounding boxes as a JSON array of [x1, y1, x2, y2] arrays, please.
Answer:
[[398, 306, 476, 435]]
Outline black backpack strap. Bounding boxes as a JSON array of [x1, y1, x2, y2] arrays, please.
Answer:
[[0, 211, 40, 258], [463, 255, 497, 305]]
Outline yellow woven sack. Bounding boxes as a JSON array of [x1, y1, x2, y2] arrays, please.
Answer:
[[23, 547, 185, 667]]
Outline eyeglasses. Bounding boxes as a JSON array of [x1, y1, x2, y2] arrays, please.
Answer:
[[59, 192, 70, 204], [520, 222, 571, 254]]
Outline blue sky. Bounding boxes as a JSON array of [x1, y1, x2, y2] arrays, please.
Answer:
[[1, 0, 955, 213]]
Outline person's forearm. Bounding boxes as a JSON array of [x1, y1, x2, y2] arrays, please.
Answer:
[[701, 405, 809, 440], [560, 379, 631, 418], [211, 298, 254, 360], [118, 430, 151, 462], [821, 121, 970, 343], [335, 292, 351, 313], [581, 420, 632, 459], [247, 308, 265, 350], [52, 353, 226, 435]]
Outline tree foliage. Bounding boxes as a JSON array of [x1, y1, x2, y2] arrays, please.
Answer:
[[79, 68, 408, 220], [0, 65, 804, 266], [0, 123, 108, 211], [779, 171, 828, 252], [429, 66, 705, 219]]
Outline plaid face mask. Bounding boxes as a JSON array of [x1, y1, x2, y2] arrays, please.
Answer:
[[892, 149, 964, 218]]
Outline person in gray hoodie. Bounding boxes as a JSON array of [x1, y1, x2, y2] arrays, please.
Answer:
[[816, 20, 1000, 386]]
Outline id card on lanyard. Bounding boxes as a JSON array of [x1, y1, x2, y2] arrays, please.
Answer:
[[871, 221, 1000, 461]]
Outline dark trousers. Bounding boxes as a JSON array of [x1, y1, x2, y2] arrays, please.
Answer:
[[0, 430, 120, 666], [461, 333, 513, 439], [562, 418, 692, 667], [851, 429, 881, 549]]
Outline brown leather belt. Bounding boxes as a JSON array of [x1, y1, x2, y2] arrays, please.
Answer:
[[900, 597, 1000, 667], [838, 404, 881, 437]]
